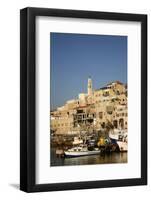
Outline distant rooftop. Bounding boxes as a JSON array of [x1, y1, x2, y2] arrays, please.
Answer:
[[107, 80, 123, 85], [95, 80, 126, 91]]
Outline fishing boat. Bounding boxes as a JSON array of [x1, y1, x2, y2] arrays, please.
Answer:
[[109, 128, 127, 139], [64, 146, 100, 157], [109, 128, 128, 152], [116, 140, 128, 152]]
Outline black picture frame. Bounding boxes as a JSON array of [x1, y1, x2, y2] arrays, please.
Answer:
[[20, 7, 147, 192]]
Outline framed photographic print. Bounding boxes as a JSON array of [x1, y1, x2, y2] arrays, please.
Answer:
[[20, 7, 147, 192]]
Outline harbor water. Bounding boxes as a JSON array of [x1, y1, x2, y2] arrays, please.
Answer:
[[50, 148, 127, 167]]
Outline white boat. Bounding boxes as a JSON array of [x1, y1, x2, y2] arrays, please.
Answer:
[[109, 129, 127, 140], [109, 129, 128, 152], [64, 146, 100, 157]]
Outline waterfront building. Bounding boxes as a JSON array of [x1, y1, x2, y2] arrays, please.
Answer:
[[50, 78, 127, 135]]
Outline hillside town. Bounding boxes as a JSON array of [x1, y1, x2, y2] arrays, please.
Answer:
[[50, 77, 128, 162], [50, 77, 127, 136]]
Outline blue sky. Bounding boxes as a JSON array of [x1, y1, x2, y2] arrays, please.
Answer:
[[50, 33, 127, 110]]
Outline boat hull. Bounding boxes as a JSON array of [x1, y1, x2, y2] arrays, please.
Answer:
[[64, 150, 100, 157], [116, 141, 128, 152]]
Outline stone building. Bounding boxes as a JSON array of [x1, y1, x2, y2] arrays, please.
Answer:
[[50, 77, 127, 135]]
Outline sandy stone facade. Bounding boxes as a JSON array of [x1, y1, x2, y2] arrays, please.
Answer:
[[50, 78, 127, 135]]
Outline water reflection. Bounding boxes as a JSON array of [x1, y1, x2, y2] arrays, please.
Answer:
[[50, 148, 127, 167]]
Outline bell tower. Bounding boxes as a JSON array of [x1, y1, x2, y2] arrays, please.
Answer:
[[88, 76, 93, 96]]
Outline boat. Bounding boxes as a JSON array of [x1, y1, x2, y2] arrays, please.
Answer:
[[116, 141, 128, 152], [64, 146, 100, 157], [109, 128, 128, 152], [109, 128, 127, 140]]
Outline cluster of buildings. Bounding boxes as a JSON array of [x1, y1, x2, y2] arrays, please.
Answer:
[[50, 77, 128, 135]]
